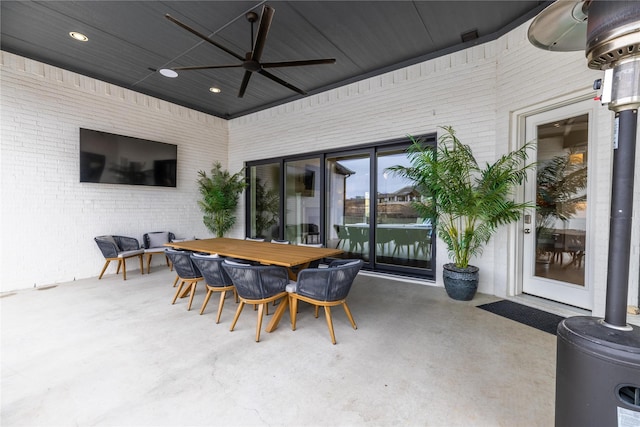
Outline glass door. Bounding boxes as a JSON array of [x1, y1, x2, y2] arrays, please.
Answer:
[[285, 158, 321, 245], [326, 152, 371, 262], [245, 135, 436, 279], [522, 100, 593, 309], [247, 162, 281, 240], [376, 148, 433, 270]]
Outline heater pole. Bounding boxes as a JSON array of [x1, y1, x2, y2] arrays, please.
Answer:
[[528, 2, 640, 425], [604, 109, 638, 328]]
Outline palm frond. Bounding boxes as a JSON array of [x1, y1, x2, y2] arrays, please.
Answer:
[[197, 162, 247, 237], [387, 126, 535, 268]]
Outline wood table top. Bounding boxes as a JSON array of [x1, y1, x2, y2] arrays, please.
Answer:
[[165, 238, 343, 267]]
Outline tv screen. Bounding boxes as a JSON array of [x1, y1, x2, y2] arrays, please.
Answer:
[[79, 128, 177, 187]]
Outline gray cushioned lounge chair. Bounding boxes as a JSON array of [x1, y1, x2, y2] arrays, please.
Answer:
[[142, 231, 176, 273], [191, 253, 237, 323], [286, 259, 363, 344], [94, 235, 144, 280], [222, 261, 289, 342], [165, 249, 203, 311]]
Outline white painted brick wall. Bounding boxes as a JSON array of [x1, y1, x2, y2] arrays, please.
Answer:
[[229, 20, 639, 314], [2, 17, 638, 314], [1, 51, 228, 291]]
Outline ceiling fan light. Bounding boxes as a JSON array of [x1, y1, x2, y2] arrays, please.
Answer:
[[209, 87, 221, 93], [159, 68, 178, 78], [69, 32, 88, 42]]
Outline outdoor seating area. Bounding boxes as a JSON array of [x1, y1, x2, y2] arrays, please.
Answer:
[[1, 268, 557, 426], [7, 1, 640, 424], [95, 232, 186, 279], [161, 237, 362, 343]]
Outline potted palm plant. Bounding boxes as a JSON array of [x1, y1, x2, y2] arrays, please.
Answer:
[[387, 126, 535, 300], [197, 162, 247, 238]]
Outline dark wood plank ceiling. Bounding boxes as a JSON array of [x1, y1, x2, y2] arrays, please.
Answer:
[[1, 1, 548, 119]]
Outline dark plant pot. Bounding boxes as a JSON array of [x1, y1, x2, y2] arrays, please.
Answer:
[[442, 263, 479, 301]]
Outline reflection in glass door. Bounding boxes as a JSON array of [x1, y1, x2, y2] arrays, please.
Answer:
[[246, 134, 436, 279], [247, 163, 280, 240], [534, 115, 588, 285], [377, 149, 433, 269], [523, 101, 592, 309], [285, 158, 321, 245], [326, 153, 370, 262]]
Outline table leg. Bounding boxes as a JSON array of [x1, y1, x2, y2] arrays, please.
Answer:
[[266, 296, 289, 333], [287, 262, 310, 281]]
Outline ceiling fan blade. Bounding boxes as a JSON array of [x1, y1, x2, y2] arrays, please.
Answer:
[[172, 64, 242, 71], [261, 58, 336, 68], [258, 69, 307, 96], [238, 70, 253, 98], [251, 5, 275, 62], [165, 14, 245, 62]]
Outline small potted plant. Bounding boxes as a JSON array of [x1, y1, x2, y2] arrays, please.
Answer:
[[387, 126, 535, 300], [197, 162, 247, 238]]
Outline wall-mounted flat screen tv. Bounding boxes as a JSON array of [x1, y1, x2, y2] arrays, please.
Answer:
[[79, 128, 177, 187]]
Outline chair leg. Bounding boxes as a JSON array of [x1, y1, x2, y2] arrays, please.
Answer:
[[342, 302, 357, 329], [186, 282, 197, 311], [98, 260, 111, 279], [324, 306, 337, 345], [121, 259, 127, 280], [255, 303, 265, 342], [138, 254, 144, 275], [178, 283, 191, 298], [200, 288, 213, 315], [216, 291, 227, 324], [146, 253, 153, 274], [314, 305, 320, 318], [172, 275, 179, 287], [116, 260, 123, 275], [230, 301, 245, 332], [290, 296, 298, 330], [172, 281, 185, 304]]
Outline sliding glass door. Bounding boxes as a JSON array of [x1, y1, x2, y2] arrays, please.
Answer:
[[245, 134, 436, 279], [284, 158, 321, 245], [326, 152, 371, 262], [247, 162, 281, 240], [376, 148, 433, 270]]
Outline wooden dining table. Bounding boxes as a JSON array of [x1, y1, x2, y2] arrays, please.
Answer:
[[165, 237, 343, 280], [165, 238, 344, 334]]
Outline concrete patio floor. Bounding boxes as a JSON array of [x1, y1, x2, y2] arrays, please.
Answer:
[[2, 268, 557, 426]]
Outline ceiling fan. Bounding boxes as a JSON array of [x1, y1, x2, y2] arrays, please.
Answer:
[[165, 5, 336, 98]]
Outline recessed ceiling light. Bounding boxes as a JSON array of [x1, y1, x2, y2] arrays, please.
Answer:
[[159, 68, 178, 78], [209, 87, 221, 93], [69, 32, 88, 42]]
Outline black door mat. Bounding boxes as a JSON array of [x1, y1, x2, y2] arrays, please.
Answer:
[[477, 300, 565, 335]]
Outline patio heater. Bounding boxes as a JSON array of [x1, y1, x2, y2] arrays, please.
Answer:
[[528, 1, 640, 426]]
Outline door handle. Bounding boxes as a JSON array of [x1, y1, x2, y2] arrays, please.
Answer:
[[524, 228, 531, 234]]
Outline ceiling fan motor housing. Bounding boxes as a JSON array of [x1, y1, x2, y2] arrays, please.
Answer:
[[586, 0, 640, 112]]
